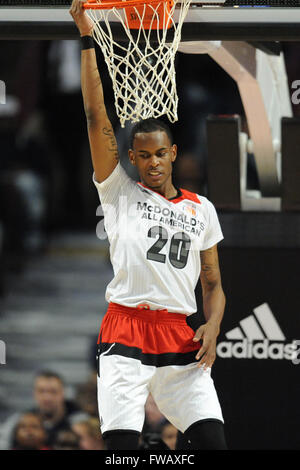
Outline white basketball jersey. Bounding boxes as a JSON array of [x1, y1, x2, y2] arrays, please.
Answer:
[[93, 162, 224, 315]]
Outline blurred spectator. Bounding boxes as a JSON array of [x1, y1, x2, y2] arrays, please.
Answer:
[[52, 429, 80, 450], [0, 370, 88, 450], [33, 371, 88, 445], [142, 394, 167, 435], [72, 417, 106, 450], [12, 412, 50, 450], [160, 421, 178, 450], [75, 371, 98, 417]]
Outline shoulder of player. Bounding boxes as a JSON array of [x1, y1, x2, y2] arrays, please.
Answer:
[[179, 188, 213, 208], [93, 161, 136, 189]]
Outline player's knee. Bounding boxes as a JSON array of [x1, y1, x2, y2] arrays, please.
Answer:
[[103, 429, 140, 450], [179, 419, 227, 450]]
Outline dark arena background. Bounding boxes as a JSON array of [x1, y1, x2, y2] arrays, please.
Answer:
[[0, 0, 300, 452]]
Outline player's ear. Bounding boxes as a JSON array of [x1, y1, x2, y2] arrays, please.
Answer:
[[128, 149, 136, 166], [171, 144, 177, 163]]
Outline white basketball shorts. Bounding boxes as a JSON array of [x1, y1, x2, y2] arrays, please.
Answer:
[[96, 302, 224, 437]]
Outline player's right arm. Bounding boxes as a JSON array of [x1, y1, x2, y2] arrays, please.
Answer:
[[70, 0, 119, 183]]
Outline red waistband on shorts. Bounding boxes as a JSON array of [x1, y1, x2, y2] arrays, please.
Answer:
[[107, 302, 188, 325]]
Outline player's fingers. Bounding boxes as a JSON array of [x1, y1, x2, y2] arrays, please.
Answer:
[[196, 337, 213, 360], [205, 354, 216, 369], [197, 352, 207, 368], [70, 0, 84, 16], [193, 325, 205, 342], [69, 0, 78, 17], [198, 351, 216, 369], [195, 338, 208, 360], [76, 0, 85, 14]]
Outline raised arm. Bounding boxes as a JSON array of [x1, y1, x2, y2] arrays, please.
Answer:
[[70, 0, 119, 183]]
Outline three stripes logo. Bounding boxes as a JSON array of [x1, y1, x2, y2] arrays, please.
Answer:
[[217, 303, 300, 362]]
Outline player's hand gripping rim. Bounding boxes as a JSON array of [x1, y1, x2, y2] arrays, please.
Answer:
[[69, 0, 94, 37]]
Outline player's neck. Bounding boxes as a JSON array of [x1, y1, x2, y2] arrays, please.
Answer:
[[142, 179, 178, 200], [164, 184, 179, 200], [150, 184, 178, 199]]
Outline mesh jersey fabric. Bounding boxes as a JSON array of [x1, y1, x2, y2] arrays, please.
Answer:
[[93, 162, 224, 314]]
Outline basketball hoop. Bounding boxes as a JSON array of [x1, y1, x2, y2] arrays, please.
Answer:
[[83, 0, 191, 127]]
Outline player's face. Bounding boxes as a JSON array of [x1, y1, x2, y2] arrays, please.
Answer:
[[129, 130, 177, 192], [34, 377, 65, 415]]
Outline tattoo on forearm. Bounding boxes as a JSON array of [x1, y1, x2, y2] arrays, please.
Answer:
[[102, 127, 119, 161]]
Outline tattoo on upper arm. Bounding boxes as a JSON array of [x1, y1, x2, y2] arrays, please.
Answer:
[[200, 246, 221, 288], [102, 127, 119, 161]]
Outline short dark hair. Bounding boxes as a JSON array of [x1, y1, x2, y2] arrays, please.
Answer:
[[129, 118, 173, 148], [35, 370, 64, 385]]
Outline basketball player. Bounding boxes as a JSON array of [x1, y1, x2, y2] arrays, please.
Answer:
[[70, 0, 227, 451]]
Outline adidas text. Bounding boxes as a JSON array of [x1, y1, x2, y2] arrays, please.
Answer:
[[217, 339, 298, 360]]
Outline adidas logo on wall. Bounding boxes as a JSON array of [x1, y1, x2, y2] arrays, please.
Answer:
[[217, 303, 299, 361]]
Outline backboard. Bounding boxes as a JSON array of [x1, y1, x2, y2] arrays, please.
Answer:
[[0, 1, 300, 40]]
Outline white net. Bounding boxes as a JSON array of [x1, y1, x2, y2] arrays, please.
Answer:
[[87, 0, 191, 127]]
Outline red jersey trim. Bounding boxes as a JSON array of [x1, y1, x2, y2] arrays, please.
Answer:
[[137, 182, 201, 205]]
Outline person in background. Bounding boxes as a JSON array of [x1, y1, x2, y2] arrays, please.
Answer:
[[12, 412, 50, 450], [160, 421, 178, 450], [0, 370, 88, 450], [52, 429, 80, 450], [72, 417, 106, 450], [32, 370, 88, 446], [143, 394, 167, 435], [75, 371, 98, 417]]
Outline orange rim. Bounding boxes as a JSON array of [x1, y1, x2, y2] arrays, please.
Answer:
[[83, 0, 170, 10]]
